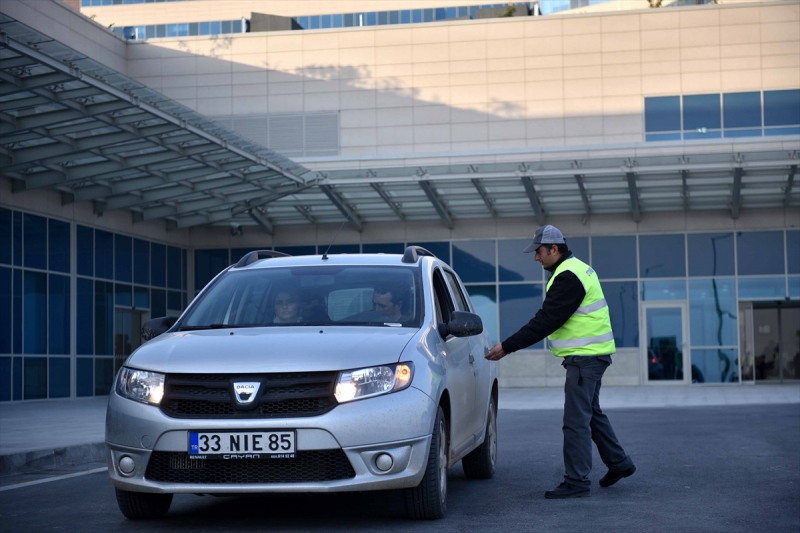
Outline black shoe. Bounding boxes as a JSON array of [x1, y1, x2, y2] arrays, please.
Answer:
[[544, 482, 590, 499], [599, 464, 636, 487]]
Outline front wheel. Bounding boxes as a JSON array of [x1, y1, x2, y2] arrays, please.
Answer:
[[404, 405, 448, 520], [462, 395, 497, 479], [115, 488, 173, 520]]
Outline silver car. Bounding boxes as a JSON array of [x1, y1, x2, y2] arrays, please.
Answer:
[[106, 247, 498, 520]]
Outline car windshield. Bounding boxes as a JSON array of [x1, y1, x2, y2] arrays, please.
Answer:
[[179, 265, 423, 329]]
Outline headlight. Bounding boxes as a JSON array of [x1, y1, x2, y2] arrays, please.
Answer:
[[334, 362, 414, 403], [116, 367, 165, 405]]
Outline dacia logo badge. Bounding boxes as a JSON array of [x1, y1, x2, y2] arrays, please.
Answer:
[[233, 382, 260, 404]]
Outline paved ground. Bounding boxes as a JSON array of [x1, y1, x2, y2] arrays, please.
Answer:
[[1, 404, 798, 532]]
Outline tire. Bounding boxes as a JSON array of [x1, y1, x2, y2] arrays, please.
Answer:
[[462, 395, 497, 480], [115, 488, 173, 520], [404, 405, 448, 520]]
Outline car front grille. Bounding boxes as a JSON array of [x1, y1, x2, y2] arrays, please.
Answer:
[[159, 372, 338, 419], [144, 450, 356, 484]]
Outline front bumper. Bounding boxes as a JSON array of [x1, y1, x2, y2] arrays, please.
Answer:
[[106, 386, 436, 494]]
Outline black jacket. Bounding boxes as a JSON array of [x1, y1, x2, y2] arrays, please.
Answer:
[[501, 252, 585, 354]]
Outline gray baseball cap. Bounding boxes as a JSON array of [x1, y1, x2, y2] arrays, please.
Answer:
[[523, 225, 566, 253]]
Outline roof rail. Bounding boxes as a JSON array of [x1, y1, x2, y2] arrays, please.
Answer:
[[234, 250, 291, 268], [401, 245, 436, 264]]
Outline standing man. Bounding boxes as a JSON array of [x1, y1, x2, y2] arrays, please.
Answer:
[[485, 225, 635, 499]]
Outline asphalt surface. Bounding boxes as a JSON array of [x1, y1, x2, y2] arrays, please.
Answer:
[[1, 404, 798, 533]]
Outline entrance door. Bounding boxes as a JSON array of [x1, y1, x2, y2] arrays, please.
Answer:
[[115, 309, 145, 372], [642, 302, 689, 384], [747, 302, 800, 383]]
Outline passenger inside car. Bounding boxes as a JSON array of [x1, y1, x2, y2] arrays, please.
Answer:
[[272, 289, 301, 324]]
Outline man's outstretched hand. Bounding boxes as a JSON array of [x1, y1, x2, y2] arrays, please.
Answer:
[[485, 343, 507, 361]]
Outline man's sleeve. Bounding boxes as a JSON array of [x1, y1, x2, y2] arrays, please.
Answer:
[[500, 271, 586, 354]]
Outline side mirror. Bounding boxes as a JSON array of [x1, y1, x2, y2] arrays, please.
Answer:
[[141, 316, 178, 343], [438, 311, 484, 338]]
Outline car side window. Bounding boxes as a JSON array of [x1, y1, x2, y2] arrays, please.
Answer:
[[443, 269, 469, 312], [432, 269, 454, 325]]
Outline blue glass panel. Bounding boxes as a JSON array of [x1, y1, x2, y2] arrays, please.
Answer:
[[13, 270, 21, 353], [333, 14, 343, 27], [343, 14, 353, 27], [232, 20, 242, 33], [446, 7, 457, 18], [689, 278, 736, 346], [498, 239, 539, 282], [151, 289, 166, 318], [683, 94, 721, 131], [114, 234, 132, 282], [230, 248, 253, 265], [412, 9, 422, 23], [115, 283, 132, 307], [765, 126, 800, 136], [645, 96, 680, 132], [414, 242, 450, 265], [435, 8, 447, 20], [177, 23, 188, 36], [94, 358, 114, 396], [683, 131, 721, 140], [24, 357, 47, 399], [13, 357, 21, 400], [23, 271, 47, 354], [77, 278, 93, 355], [764, 89, 800, 127], [189, 22, 198, 35], [0, 357, 10, 401], [194, 249, 230, 291], [723, 129, 762, 138], [210, 21, 220, 34], [309, 15, 320, 29], [362, 243, 405, 254], [48, 219, 70, 273], [389, 11, 399, 24], [167, 246, 181, 289], [0, 268, 9, 353], [77, 225, 93, 276], [688, 232, 734, 276], [738, 277, 786, 299], [151, 243, 166, 287], [166, 23, 177, 37], [49, 357, 70, 398], [423, 9, 434, 22], [592, 236, 637, 279], [366, 12, 377, 25], [789, 276, 800, 298], [273, 245, 316, 256], [401, 10, 411, 23], [199, 21, 209, 34], [76, 357, 93, 397], [466, 285, 497, 344], [23, 214, 47, 270], [0, 208, 10, 265], [182, 249, 187, 290], [787, 230, 799, 274], [604, 281, 638, 348], [639, 234, 685, 278], [49, 274, 70, 355], [723, 92, 761, 128], [326, 244, 360, 255], [641, 280, 686, 301], [567, 237, 589, 265], [321, 15, 331, 28], [94, 281, 113, 355], [13, 211, 21, 266], [646, 133, 682, 142], [134, 286, 149, 309], [500, 284, 544, 350], [453, 241, 496, 283], [168, 290, 181, 310], [692, 348, 738, 383], [378, 12, 388, 25], [737, 231, 784, 275], [145, 25, 155, 38], [133, 239, 149, 285], [94, 230, 113, 280], [458, 6, 469, 17], [470, 6, 478, 18]]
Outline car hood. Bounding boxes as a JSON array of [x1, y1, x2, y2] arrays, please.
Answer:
[[126, 326, 419, 374]]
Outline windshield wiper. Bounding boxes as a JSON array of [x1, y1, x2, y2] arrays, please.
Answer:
[[179, 324, 252, 331]]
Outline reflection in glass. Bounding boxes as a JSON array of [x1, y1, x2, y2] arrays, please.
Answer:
[[49, 275, 70, 355], [604, 281, 638, 347], [641, 280, 686, 301], [763, 89, 800, 127], [465, 285, 497, 344], [592, 236, 637, 279], [753, 307, 780, 381], [24, 214, 47, 270], [568, 237, 589, 265], [415, 242, 450, 265], [724, 92, 761, 129], [646, 307, 683, 381], [737, 231, 784, 275], [787, 230, 799, 274], [498, 239, 538, 282], [49, 357, 70, 398], [789, 277, 800, 298], [453, 240, 496, 283], [639, 234, 685, 278], [76, 358, 92, 397], [23, 271, 47, 354], [644, 96, 680, 132], [24, 357, 47, 399], [688, 233, 734, 276], [94, 230, 113, 280], [691, 349, 738, 383], [499, 284, 544, 350], [689, 278, 737, 346], [738, 277, 786, 299], [781, 307, 800, 380]]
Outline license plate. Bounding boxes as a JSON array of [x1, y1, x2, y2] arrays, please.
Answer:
[[188, 431, 296, 459]]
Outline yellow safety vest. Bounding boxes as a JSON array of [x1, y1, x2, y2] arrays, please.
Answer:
[[546, 256, 616, 357]]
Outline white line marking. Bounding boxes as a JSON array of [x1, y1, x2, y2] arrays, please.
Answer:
[[0, 467, 108, 492]]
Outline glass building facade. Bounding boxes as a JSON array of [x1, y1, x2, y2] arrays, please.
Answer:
[[0, 207, 188, 402]]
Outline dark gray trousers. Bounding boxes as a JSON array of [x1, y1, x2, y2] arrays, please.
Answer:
[[562, 355, 633, 487]]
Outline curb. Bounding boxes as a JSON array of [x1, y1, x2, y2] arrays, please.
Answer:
[[0, 442, 106, 477]]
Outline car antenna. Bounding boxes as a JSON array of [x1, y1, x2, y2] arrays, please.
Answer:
[[321, 218, 348, 261]]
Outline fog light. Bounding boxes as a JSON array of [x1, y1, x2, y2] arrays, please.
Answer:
[[375, 453, 393, 472], [119, 456, 135, 474]]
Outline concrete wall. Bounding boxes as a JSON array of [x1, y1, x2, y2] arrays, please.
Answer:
[[121, 1, 800, 157]]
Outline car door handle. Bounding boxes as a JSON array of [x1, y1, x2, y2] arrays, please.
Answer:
[[469, 353, 475, 364]]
